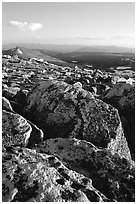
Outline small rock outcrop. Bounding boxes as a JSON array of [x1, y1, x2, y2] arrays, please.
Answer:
[[24, 80, 131, 161]]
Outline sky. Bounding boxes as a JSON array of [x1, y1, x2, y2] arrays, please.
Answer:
[[2, 2, 135, 47]]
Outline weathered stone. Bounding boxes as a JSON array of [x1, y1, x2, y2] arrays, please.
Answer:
[[102, 83, 135, 159], [2, 147, 109, 202], [2, 110, 32, 148], [2, 110, 43, 149], [2, 53, 135, 202], [24, 80, 131, 160], [36, 137, 135, 202]]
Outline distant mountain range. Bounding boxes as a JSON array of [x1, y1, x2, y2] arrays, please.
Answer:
[[2, 45, 135, 71], [76, 46, 135, 53], [2, 43, 135, 54]]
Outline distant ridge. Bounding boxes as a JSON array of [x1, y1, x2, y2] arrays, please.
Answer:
[[2, 43, 135, 54], [2, 46, 66, 62], [76, 45, 135, 54]]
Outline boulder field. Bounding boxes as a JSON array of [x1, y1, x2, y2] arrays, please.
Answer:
[[2, 56, 135, 202]]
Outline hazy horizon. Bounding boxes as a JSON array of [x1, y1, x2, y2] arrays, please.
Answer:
[[2, 2, 135, 48]]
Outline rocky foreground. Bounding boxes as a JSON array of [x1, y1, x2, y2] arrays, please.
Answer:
[[2, 54, 135, 202]]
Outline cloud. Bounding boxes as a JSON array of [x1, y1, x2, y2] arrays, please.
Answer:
[[29, 23, 43, 31], [10, 21, 28, 29], [10, 21, 43, 31]]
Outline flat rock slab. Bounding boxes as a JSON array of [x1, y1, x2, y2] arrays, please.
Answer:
[[2, 146, 111, 202], [36, 137, 135, 202]]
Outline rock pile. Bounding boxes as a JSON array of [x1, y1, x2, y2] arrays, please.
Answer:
[[2, 54, 135, 202]]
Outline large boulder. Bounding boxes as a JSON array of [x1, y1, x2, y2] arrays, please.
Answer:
[[24, 80, 131, 160], [2, 110, 43, 149], [36, 138, 135, 202], [102, 83, 135, 159], [2, 146, 111, 202]]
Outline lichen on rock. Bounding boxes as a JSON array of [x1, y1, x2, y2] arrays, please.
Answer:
[[24, 80, 131, 160], [2, 146, 110, 202], [36, 137, 135, 202]]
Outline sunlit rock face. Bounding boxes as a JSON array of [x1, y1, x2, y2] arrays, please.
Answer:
[[2, 146, 111, 202], [24, 80, 131, 161], [2, 97, 14, 112], [2, 110, 32, 149], [102, 83, 135, 159]]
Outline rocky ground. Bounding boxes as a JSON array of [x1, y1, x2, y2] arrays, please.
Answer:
[[2, 53, 135, 202]]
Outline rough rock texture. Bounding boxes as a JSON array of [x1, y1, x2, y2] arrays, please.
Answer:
[[36, 138, 135, 202], [2, 146, 111, 202], [2, 110, 43, 149], [102, 83, 135, 159], [2, 110, 32, 148], [24, 80, 131, 161], [2, 97, 14, 112], [2, 54, 135, 202]]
